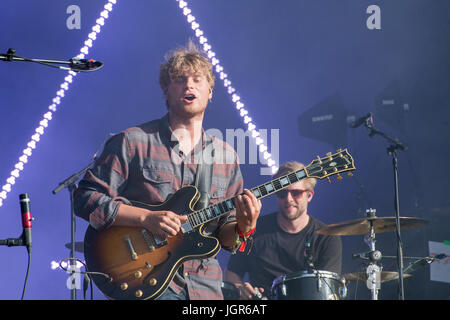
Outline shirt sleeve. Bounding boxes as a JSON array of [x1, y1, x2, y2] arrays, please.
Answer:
[[73, 132, 132, 230]]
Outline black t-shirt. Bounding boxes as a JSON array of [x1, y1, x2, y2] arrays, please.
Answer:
[[227, 212, 342, 293]]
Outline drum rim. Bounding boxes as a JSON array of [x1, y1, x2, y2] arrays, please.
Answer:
[[272, 269, 344, 286]]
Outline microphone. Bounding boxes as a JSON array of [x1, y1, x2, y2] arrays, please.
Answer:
[[350, 112, 373, 128], [19, 194, 32, 253], [403, 254, 447, 274], [69, 58, 104, 72], [352, 250, 382, 262]]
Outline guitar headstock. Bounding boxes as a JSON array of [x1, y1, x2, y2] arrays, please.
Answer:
[[305, 149, 355, 182]]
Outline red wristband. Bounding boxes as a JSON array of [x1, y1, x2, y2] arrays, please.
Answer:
[[237, 225, 256, 238], [236, 225, 256, 252]]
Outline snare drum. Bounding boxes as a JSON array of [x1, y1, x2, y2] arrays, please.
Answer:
[[271, 270, 347, 300]]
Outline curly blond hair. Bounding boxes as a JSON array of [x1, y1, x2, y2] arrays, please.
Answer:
[[159, 39, 215, 93]]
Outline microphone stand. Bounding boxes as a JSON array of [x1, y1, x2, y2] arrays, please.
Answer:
[[51, 133, 112, 300], [0, 48, 103, 72], [362, 118, 408, 300], [52, 160, 95, 300]]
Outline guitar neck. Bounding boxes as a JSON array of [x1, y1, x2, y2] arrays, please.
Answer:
[[186, 168, 307, 229], [185, 148, 354, 230]]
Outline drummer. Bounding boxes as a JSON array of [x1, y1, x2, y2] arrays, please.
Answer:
[[225, 161, 342, 299]]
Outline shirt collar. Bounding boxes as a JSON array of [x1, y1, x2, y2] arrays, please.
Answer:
[[159, 113, 212, 155]]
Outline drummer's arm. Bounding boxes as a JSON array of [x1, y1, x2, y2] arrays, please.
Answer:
[[224, 269, 264, 300], [224, 269, 243, 285]]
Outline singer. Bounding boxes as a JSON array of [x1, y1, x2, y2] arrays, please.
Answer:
[[73, 39, 261, 300], [225, 161, 342, 299]]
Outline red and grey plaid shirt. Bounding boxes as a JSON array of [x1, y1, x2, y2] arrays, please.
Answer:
[[74, 114, 243, 300]]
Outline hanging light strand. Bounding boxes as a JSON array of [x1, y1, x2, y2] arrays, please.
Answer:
[[0, 0, 118, 208], [176, 0, 278, 173]]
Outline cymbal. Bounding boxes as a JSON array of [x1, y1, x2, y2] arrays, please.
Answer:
[[343, 271, 412, 283], [316, 216, 428, 236], [65, 241, 84, 253]]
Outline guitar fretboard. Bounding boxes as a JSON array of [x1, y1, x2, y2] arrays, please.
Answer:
[[186, 169, 307, 229]]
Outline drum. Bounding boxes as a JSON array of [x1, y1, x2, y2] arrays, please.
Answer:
[[221, 281, 240, 300], [271, 270, 347, 300]]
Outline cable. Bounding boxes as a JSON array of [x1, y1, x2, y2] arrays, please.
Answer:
[[21, 250, 31, 300], [58, 258, 112, 300]]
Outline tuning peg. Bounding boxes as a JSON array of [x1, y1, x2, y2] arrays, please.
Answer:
[[337, 174, 342, 181], [326, 152, 332, 157], [347, 172, 353, 177], [327, 177, 331, 184]]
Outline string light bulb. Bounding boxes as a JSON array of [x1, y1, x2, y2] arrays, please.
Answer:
[[175, 0, 278, 175], [0, 0, 118, 208]]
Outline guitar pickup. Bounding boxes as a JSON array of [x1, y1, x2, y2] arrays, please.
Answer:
[[153, 235, 168, 247], [141, 229, 167, 248], [141, 229, 156, 251], [181, 221, 193, 233]]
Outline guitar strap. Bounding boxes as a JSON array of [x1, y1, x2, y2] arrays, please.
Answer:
[[193, 133, 214, 210]]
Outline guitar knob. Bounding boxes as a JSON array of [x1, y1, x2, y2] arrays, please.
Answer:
[[120, 283, 128, 291], [135, 290, 143, 298], [337, 174, 342, 181], [134, 271, 143, 279], [149, 278, 157, 286]]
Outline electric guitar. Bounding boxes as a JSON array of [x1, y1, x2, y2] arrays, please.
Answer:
[[83, 149, 355, 300]]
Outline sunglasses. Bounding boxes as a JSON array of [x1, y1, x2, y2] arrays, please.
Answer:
[[276, 189, 308, 199]]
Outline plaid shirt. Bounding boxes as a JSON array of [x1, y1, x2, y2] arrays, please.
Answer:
[[74, 114, 243, 300]]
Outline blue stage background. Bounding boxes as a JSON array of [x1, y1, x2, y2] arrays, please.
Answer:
[[0, 0, 449, 300]]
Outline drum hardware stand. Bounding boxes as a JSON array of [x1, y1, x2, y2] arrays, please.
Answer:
[[352, 208, 382, 300], [361, 115, 407, 300]]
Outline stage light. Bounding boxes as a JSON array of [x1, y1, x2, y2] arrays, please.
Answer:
[[0, 0, 118, 208], [175, 0, 279, 174]]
